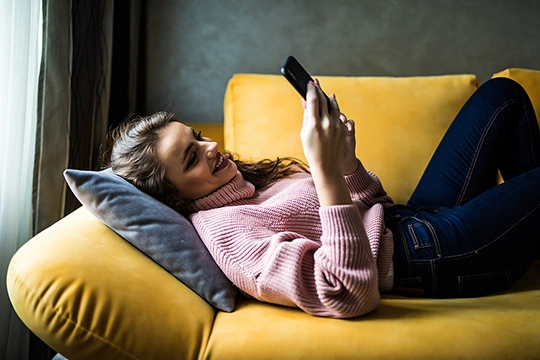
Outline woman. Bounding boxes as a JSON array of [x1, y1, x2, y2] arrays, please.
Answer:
[[109, 77, 540, 318]]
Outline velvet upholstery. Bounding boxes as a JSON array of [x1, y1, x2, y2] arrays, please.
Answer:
[[7, 69, 540, 359], [224, 73, 478, 205]]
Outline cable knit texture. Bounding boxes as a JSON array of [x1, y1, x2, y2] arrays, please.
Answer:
[[187, 162, 394, 318]]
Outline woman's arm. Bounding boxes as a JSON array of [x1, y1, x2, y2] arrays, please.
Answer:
[[191, 204, 381, 319], [344, 162, 395, 208], [301, 80, 392, 208]]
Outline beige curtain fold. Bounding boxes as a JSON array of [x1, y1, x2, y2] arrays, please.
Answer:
[[33, 0, 71, 234], [63, 0, 114, 214], [34, 0, 114, 233]]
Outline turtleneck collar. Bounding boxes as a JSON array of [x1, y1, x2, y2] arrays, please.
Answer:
[[185, 171, 255, 213]]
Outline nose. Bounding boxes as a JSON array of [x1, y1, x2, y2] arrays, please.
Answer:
[[205, 141, 219, 158]]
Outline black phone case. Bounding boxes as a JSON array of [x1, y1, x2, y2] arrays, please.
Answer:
[[281, 56, 330, 104], [281, 56, 314, 99]]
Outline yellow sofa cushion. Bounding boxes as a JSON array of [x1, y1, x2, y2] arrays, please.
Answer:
[[7, 208, 215, 360], [224, 74, 478, 205], [213, 72, 540, 359], [8, 212, 540, 359], [207, 262, 540, 360]]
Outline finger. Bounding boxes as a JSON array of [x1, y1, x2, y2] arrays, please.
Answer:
[[328, 93, 340, 116], [345, 119, 355, 135], [339, 113, 347, 123], [318, 89, 330, 115], [302, 98, 307, 110], [313, 78, 335, 115], [312, 79, 329, 116], [305, 81, 320, 119]]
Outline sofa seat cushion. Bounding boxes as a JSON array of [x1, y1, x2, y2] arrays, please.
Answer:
[[206, 260, 540, 359]]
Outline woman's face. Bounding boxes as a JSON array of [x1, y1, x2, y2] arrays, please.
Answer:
[[157, 122, 237, 200]]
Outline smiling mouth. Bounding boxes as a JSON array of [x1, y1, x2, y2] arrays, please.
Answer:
[[213, 152, 229, 174]]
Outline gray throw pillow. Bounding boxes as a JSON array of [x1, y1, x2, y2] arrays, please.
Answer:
[[63, 168, 237, 312]]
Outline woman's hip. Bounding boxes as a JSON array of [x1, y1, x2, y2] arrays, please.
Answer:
[[384, 205, 536, 297]]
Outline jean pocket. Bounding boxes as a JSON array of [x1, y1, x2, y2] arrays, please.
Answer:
[[458, 268, 514, 297], [406, 218, 437, 250]]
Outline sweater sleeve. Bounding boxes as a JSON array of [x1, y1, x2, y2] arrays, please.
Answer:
[[191, 204, 381, 319], [344, 160, 394, 208]]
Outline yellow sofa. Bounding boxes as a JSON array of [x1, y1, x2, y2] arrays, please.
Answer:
[[7, 69, 540, 359]]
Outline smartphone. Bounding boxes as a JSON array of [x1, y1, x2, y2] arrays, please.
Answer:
[[281, 56, 329, 101]]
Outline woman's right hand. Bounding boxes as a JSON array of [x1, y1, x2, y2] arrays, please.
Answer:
[[301, 80, 352, 206], [301, 80, 347, 175]]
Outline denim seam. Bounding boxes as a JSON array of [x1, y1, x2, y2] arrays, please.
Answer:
[[421, 218, 442, 258], [458, 268, 514, 282], [524, 103, 539, 167], [457, 268, 514, 296], [439, 202, 540, 261], [409, 216, 442, 257], [430, 260, 437, 294], [397, 224, 413, 277], [455, 99, 517, 206], [407, 224, 419, 248], [408, 223, 428, 249]]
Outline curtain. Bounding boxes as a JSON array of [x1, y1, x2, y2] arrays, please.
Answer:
[[33, 0, 114, 231], [32, 0, 72, 235], [34, 0, 146, 228], [0, 0, 42, 359], [29, 0, 146, 358], [108, 0, 147, 131], [62, 0, 115, 215], [0, 0, 146, 357]]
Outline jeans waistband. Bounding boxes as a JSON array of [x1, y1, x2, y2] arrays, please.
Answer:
[[385, 204, 416, 222]]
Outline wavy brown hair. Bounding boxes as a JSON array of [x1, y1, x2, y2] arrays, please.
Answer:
[[105, 111, 308, 213]]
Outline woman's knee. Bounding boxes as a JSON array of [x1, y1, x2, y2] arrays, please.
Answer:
[[481, 77, 528, 99]]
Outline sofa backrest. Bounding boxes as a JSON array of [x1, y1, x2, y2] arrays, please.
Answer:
[[224, 73, 478, 204]]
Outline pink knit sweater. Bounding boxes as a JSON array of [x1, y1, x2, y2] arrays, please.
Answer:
[[187, 162, 394, 318]]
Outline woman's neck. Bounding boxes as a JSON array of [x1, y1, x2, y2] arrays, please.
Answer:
[[185, 171, 255, 213]]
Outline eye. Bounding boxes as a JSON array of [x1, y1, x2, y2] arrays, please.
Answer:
[[187, 150, 198, 169], [185, 130, 202, 170]]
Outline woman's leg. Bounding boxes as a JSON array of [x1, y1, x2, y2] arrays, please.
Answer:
[[407, 77, 539, 209], [389, 77, 540, 297], [436, 166, 540, 294]]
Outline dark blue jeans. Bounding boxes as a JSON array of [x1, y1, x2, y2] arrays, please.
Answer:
[[385, 77, 540, 297]]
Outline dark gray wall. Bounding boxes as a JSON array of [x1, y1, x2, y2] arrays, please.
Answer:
[[146, 0, 540, 124]]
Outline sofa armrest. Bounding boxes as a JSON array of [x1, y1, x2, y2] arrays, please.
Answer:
[[7, 207, 215, 360]]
